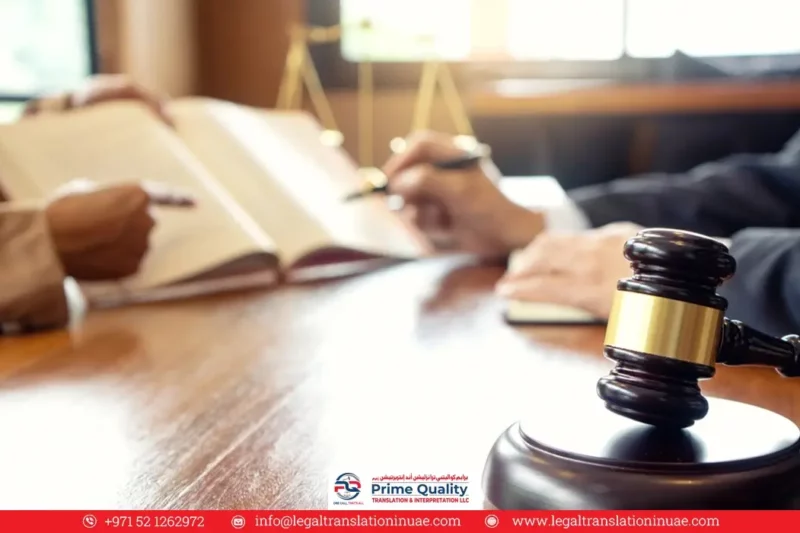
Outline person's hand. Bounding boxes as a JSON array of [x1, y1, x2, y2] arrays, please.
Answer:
[[382, 131, 544, 257], [45, 180, 195, 280], [69, 75, 173, 125], [24, 75, 173, 126], [495, 222, 643, 318]]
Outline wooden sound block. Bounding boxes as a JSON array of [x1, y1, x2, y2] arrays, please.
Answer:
[[483, 397, 800, 509]]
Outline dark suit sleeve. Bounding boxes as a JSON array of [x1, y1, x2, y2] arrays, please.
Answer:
[[719, 228, 800, 337], [568, 154, 800, 237]]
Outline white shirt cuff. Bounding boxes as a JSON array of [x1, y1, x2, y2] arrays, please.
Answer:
[[542, 198, 591, 232]]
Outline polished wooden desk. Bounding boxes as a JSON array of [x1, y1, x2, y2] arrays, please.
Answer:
[[469, 79, 800, 116], [1, 257, 798, 510]]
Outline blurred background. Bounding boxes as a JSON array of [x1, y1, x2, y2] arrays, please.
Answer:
[[3, 0, 800, 189]]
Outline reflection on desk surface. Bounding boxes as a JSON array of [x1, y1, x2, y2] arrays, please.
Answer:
[[0, 256, 797, 508]]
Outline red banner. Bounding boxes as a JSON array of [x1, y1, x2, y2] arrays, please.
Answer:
[[0, 510, 792, 532]]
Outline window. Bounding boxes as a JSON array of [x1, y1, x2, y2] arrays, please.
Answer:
[[341, 0, 472, 62], [507, 0, 626, 60], [341, 0, 800, 62], [0, 0, 96, 121]]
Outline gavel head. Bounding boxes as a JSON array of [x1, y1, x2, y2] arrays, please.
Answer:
[[597, 228, 737, 429]]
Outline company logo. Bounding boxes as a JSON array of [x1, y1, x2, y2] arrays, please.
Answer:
[[333, 472, 361, 501]]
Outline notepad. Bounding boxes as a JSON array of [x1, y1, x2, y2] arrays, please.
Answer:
[[0, 98, 432, 306], [502, 251, 605, 325]]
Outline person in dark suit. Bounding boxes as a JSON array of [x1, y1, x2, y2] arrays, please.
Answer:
[[382, 130, 800, 336]]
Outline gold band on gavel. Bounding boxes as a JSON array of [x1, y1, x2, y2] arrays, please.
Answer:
[[603, 291, 723, 367]]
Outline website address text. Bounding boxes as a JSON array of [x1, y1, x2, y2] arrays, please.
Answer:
[[512, 515, 720, 528]]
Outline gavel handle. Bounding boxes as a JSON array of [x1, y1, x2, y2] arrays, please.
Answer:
[[718, 319, 800, 377]]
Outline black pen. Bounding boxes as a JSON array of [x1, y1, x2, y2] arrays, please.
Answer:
[[343, 149, 487, 202]]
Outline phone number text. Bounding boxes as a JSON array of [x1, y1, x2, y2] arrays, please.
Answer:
[[104, 516, 205, 528]]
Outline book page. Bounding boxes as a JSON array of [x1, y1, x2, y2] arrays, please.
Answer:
[[0, 102, 277, 292], [168, 98, 431, 267]]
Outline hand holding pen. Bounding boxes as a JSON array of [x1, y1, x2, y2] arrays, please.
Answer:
[[344, 135, 490, 201], [353, 131, 544, 257]]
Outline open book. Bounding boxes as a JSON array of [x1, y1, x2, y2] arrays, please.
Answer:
[[0, 98, 432, 306]]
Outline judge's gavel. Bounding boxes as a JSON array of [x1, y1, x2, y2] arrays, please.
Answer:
[[598, 228, 800, 429]]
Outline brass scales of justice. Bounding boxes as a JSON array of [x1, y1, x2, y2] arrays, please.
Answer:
[[275, 19, 477, 179]]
